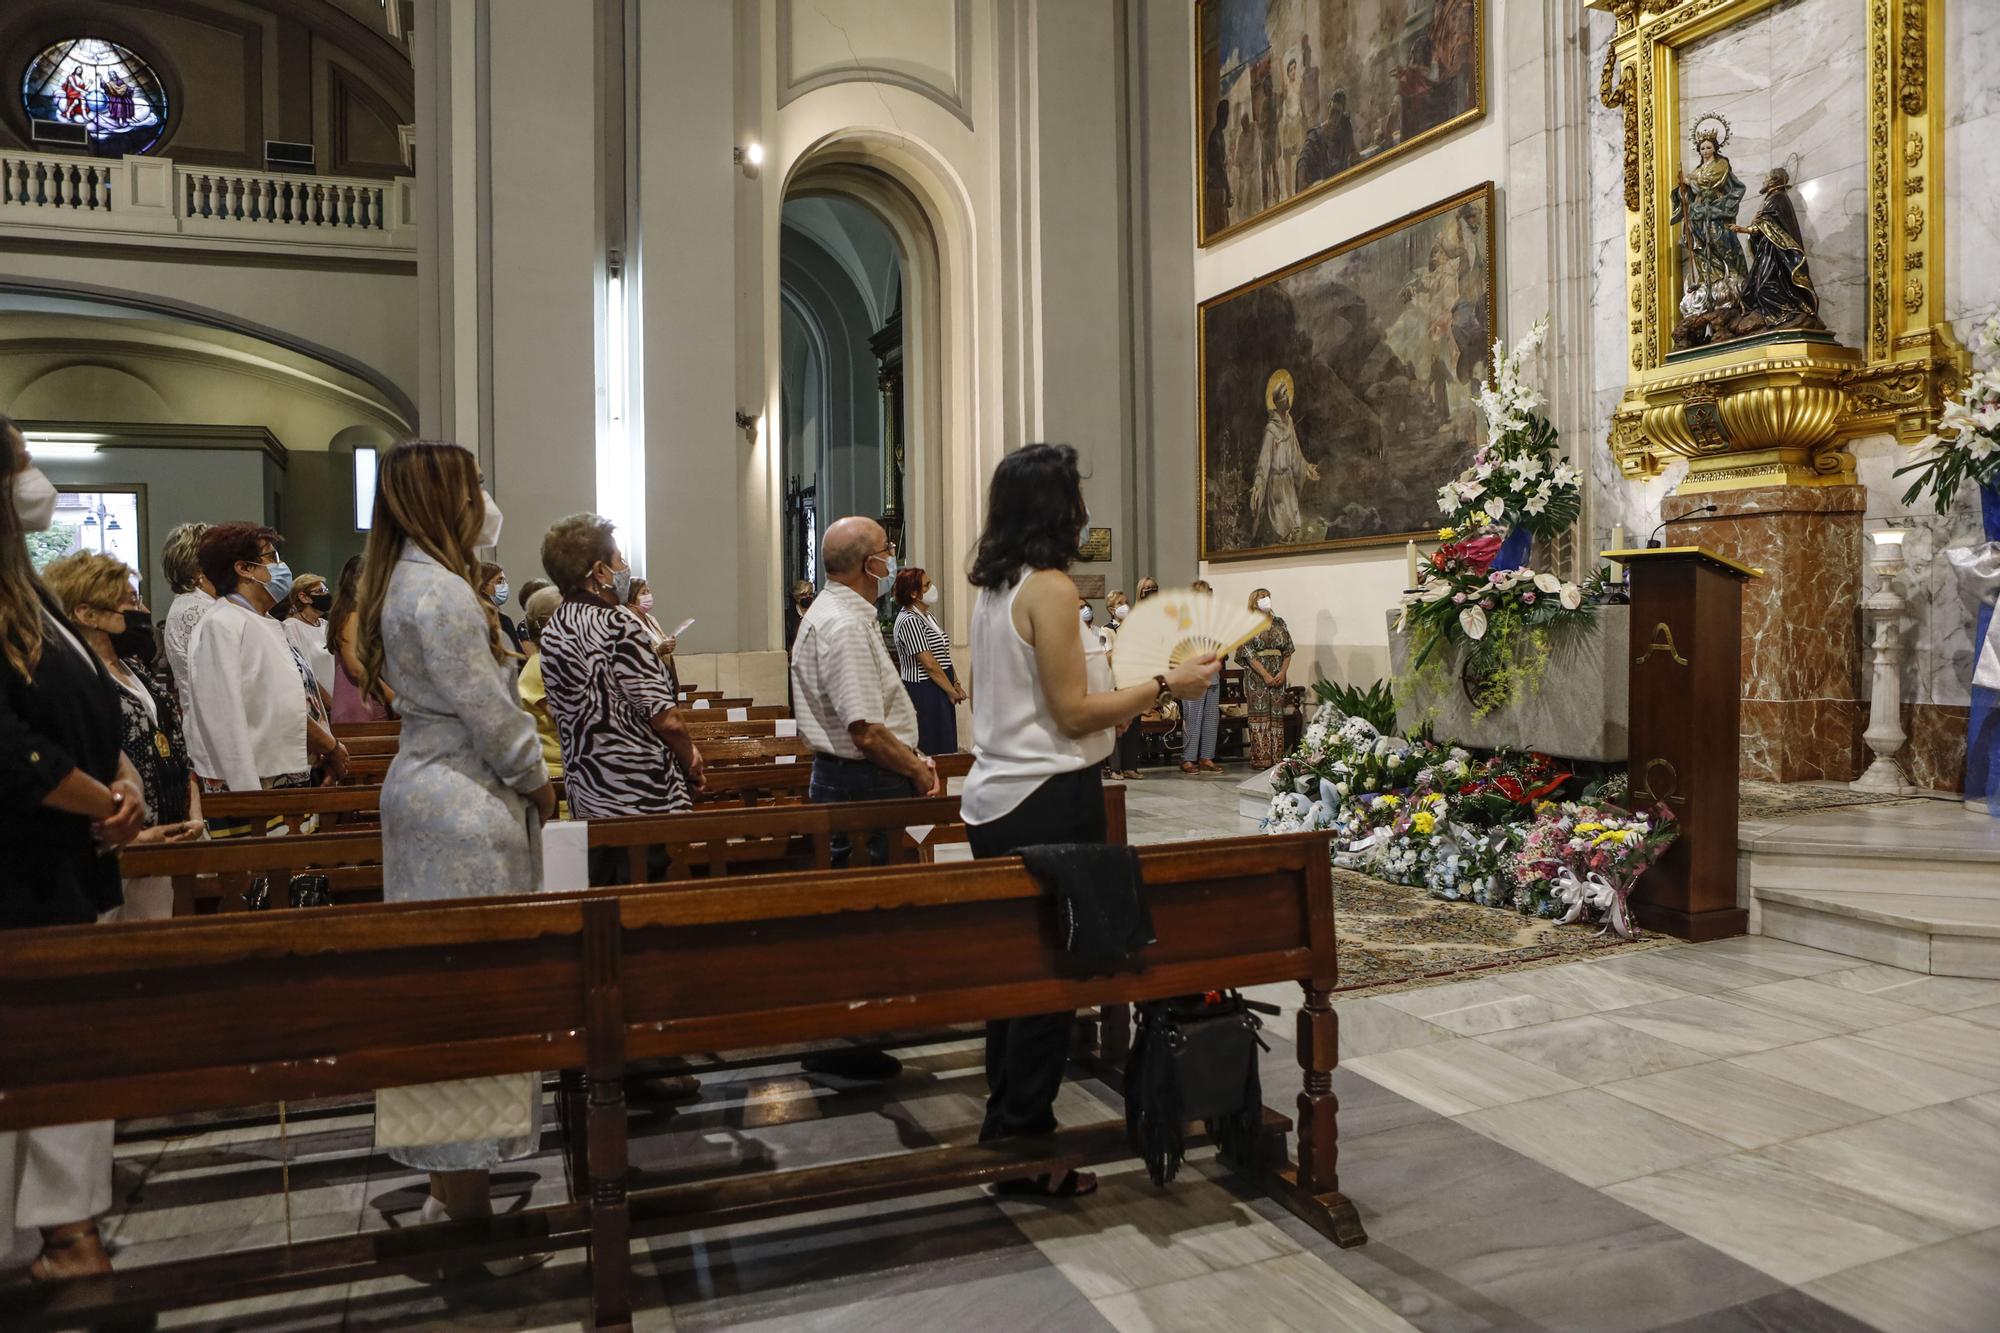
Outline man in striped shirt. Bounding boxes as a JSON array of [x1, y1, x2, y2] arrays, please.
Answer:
[[789, 515, 939, 1081]]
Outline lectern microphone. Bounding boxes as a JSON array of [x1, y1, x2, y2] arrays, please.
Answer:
[[1646, 504, 1718, 547]]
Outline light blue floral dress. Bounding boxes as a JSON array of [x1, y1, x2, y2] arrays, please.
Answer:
[[378, 543, 550, 1170]]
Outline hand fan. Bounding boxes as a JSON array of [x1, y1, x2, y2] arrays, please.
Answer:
[[1110, 589, 1268, 689]]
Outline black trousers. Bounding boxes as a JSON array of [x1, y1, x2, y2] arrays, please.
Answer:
[[966, 765, 1107, 1141], [808, 754, 920, 867]]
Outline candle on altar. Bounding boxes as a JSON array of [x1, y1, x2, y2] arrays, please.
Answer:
[[1608, 524, 1626, 580], [1405, 539, 1419, 588]]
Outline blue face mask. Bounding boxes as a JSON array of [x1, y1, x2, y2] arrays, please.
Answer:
[[257, 558, 294, 605]]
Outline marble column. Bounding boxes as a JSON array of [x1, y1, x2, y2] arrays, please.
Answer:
[[1663, 486, 1867, 782]]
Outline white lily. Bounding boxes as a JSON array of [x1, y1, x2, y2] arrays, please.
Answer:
[[1559, 582, 1582, 610], [1533, 572, 1562, 594], [1459, 605, 1489, 640]]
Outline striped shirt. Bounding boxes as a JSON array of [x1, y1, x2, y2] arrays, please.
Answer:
[[892, 607, 954, 684], [790, 581, 920, 759]]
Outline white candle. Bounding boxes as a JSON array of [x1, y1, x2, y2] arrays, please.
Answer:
[[1405, 539, 1419, 588], [1608, 524, 1626, 580]]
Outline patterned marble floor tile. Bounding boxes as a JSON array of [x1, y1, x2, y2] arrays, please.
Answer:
[[1801, 1224, 2000, 1333], [1324, 995, 1459, 1058], [1457, 1088, 1738, 1188], [1686, 936, 1876, 979], [1726, 1033, 2000, 1116], [1343, 1038, 1583, 1117], [1757, 1093, 2000, 1233], [1598, 1061, 1879, 1150], [1600, 993, 1833, 1059], [1712, 978, 1933, 1037], [1604, 1152, 1953, 1285], [997, 1164, 1302, 1300], [1644, 1287, 1887, 1333], [1489, 958, 1692, 1013], [1848, 1014, 2000, 1082], [1580, 948, 1796, 996], [1811, 964, 2000, 1014], [1476, 1014, 1714, 1086], [1373, 975, 1590, 1037], [1316, 1112, 1594, 1243], [1091, 1251, 1417, 1333], [1952, 1001, 2000, 1029]]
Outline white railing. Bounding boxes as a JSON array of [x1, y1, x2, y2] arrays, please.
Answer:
[[0, 149, 413, 256]]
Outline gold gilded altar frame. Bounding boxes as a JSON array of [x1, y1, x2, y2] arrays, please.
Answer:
[[1592, 0, 1967, 492]]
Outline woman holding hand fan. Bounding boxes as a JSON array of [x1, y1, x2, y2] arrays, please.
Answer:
[[960, 443, 1219, 1198]]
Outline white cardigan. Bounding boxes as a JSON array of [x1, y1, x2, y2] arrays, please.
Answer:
[[184, 596, 311, 790]]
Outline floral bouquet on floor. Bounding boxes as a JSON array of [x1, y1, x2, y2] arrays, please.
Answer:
[[1512, 801, 1677, 939], [1895, 314, 2000, 513]]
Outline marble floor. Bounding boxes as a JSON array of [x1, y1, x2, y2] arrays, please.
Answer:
[[37, 766, 2000, 1331]]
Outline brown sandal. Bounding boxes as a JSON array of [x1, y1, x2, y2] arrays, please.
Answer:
[[29, 1220, 112, 1281], [993, 1168, 1097, 1199]]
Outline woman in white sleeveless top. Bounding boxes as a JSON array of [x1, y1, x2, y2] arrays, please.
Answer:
[[961, 443, 1219, 1199]]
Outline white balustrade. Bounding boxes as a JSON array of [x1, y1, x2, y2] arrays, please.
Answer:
[[0, 148, 412, 256]]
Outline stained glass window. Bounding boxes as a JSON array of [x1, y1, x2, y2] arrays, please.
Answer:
[[21, 38, 169, 156]]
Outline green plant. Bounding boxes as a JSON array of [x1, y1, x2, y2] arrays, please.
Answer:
[[25, 523, 77, 571], [1310, 676, 1398, 733]]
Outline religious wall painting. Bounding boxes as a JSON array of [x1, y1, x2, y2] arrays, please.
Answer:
[[1199, 182, 1495, 561], [20, 37, 169, 156], [1196, 0, 1485, 246]]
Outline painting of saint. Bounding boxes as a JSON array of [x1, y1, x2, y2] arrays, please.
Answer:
[[1197, 0, 1486, 245], [1200, 184, 1495, 559]]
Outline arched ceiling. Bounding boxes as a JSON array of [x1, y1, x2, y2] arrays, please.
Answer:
[[781, 195, 902, 333]]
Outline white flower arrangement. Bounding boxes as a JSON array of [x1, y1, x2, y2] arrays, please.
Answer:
[[1896, 314, 2000, 510], [1436, 318, 1582, 543]]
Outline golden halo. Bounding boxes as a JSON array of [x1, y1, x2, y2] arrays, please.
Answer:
[[1688, 111, 1732, 151], [1265, 368, 1294, 410]]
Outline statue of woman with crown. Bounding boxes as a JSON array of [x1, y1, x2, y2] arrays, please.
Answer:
[[1670, 114, 1750, 349]]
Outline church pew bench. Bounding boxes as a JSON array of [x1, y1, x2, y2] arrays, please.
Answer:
[[0, 831, 1361, 1331], [329, 719, 401, 739]]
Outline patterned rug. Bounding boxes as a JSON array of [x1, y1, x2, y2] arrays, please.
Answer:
[[1333, 871, 1676, 997], [1737, 781, 1930, 822]]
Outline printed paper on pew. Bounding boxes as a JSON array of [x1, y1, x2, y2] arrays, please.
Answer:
[[727, 707, 748, 721], [693, 699, 710, 709], [906, 824, 934, 845], [775, 753, 796, 764], [775, 719, 798, 738], [541, 819, 590, 893]]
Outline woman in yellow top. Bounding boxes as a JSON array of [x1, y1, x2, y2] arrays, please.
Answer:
[[515, 586, 564, 777]]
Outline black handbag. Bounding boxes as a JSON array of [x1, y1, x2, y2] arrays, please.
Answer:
[[1123, 990, 1274, 1186], [242, 872, 332, 910]]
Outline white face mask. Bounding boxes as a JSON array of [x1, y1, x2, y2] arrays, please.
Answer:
[[12, 466, 57, 533], [922, 584, 940, 607], [478, 490, 504, 547], [867, 551, 897, 599], [1079, 606, 1094, 624], [1111, 603, 1129, 620], [1256, 595, 1273, 612]]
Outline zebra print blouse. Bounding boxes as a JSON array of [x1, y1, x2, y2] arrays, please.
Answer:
[[536, 598, 690, 819]]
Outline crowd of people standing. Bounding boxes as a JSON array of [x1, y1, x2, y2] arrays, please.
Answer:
[[1, 414, 1294, 1276]]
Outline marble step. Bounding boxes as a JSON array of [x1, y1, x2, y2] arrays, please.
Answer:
[[1743, 800, 2000, 979]]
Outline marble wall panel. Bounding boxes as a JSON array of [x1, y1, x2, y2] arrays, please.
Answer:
[[1789, 161, 1869, 348], [1944, 117, 2000, 329], [1904, 703, 1971, 793], [1945, 0, 2000, 130]]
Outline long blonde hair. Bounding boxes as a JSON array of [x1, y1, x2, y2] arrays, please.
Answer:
[[0, 415, 47, 680], [353, 440, 510, 701]]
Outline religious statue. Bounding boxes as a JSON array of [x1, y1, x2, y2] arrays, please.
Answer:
[[1729, 168, 1824, 335], [1249, 369, 1318, 545], [1670, 115, 1750, 349]]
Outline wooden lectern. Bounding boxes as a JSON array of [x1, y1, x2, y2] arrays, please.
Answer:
[[1603, 546, 1761, 941]]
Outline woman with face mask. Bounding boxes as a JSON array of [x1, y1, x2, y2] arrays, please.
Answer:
[[477, 562, 523, 657], [1101, 590, 1143, 779], [892, 566, 965, 755], [0, 414, 148, 1281], [42, 550, 204, 920], [1178, 579, 1225, 775], [353, 439, 557, 1267], [183, 522, 348, 791], [1235, 587, 1296, 769], [281, 572, 337, 708]]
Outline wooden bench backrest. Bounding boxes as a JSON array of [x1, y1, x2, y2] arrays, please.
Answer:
[[0, 831, 1331, 1131]]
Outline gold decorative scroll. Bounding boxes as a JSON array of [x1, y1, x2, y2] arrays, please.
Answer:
[[1587, 0, 1966, 491]]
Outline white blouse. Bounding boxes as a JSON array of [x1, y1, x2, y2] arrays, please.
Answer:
[[183, 597, 311, 790]]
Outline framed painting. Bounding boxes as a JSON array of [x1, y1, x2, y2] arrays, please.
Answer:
[[1195, 0, 1486, 246], [1198, 181, 1495, 562]]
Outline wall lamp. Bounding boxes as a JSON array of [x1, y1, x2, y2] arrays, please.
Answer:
[[735, 411, 761, 444], [734, 142, 764, 178]]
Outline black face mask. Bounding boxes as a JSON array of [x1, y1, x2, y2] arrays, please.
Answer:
[[310, 592, 333, 614], [109, 610, 156, 664]]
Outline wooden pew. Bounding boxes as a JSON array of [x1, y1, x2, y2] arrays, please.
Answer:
[[132, 786, 1129, 914], [0, 832, 1361, 1331], [330, 720, 400, 739], [696, 734, 813, 767]]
